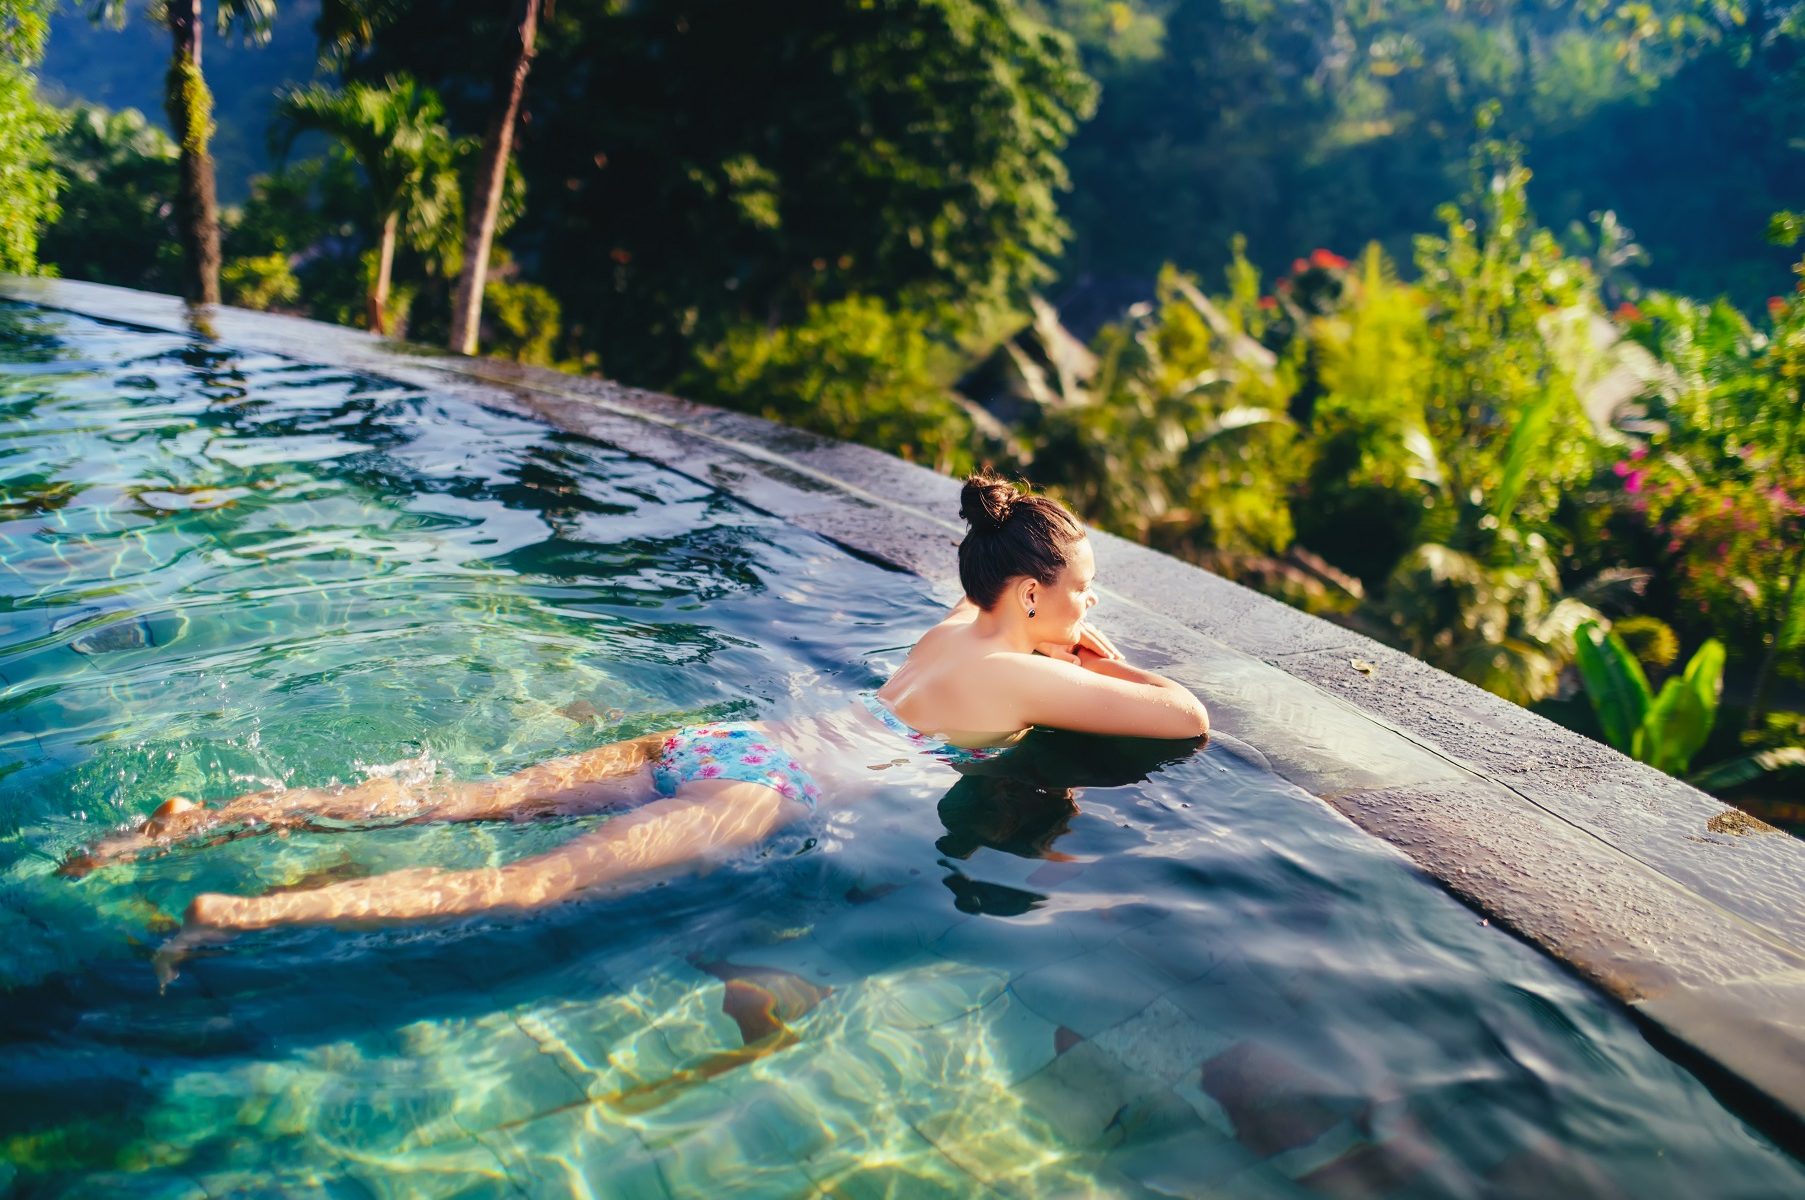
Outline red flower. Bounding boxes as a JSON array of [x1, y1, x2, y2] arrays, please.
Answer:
[[1769, 296, 1788, 319], [1291, 258, 1309, 275], [1257, 296, 1277, 310], [1614, 302, 1642, 322], [1309, 248, 1350, 271]]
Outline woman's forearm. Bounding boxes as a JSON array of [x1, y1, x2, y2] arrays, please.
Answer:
[[1080, 651, 1210, 730], [1081, 652, 1184, 692]]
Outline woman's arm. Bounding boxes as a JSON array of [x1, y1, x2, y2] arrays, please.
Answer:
[[991, 649, 1209, 740]]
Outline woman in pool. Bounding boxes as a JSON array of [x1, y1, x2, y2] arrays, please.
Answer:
[[68, 472, 1208, 933]]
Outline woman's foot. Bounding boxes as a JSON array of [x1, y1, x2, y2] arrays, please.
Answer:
[[57, 796, 223, 878]]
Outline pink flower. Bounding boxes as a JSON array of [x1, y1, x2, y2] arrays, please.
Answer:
[[1612, 461, 1632, 478], [1630, 445, 1647, 461], [700, 764, 722, 778], [742, 753, 765, 765], [1622, 470, 1644, 493]]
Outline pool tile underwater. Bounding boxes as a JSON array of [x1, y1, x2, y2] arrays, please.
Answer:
[[483, 1107, 670, 1199], [802, 1127, 997, 1199], [1005, 939, 1172, 1037], [853, 960, 1008, 1030], [1090, 995, 1236, 1089], [929, 989, 1062, 1086], [1011, 1040, 1160, 1148]]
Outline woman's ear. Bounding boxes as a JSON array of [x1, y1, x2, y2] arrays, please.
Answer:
[[1018, 579, 1038, 616]]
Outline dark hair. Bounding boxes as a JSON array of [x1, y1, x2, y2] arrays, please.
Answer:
[[957, 471, 1083, 609]]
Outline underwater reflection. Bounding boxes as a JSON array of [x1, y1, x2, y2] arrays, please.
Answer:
[[933, 730, 1208, 914]]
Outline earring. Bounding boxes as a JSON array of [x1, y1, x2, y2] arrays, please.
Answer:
[[1028, 607, 1036, 618]]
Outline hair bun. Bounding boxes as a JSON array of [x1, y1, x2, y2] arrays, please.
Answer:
[[960, 472, 1017, 535]]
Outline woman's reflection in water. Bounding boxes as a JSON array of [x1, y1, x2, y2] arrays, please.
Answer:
[[934, 730, 1206, 916]]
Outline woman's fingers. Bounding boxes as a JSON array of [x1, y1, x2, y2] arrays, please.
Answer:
[[1077, 622, 1123, 660], [1034, 641, 1082, 664]]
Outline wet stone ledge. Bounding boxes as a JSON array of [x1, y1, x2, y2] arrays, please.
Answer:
[[7, 275, 1805, 1153]]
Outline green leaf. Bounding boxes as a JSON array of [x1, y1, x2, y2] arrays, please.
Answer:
[[1642, 638, 1724, 774], [1573, 621, 1652, 755], [1490, 386, 1559, 528]]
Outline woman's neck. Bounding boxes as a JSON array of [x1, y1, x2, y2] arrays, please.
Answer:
[[969, 606, 1038, 655]]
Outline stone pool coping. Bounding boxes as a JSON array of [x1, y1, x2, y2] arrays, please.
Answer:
[[8, 275, 1805, 1153]]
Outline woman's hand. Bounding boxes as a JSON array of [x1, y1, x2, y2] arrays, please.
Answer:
[[1075, 621, 1123, 661], [1035, 638, 1118, 670]]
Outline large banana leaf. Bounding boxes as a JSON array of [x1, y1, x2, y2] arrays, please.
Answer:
[[1641, 638, 1724, 775], [1574, 621, 1652, 755]]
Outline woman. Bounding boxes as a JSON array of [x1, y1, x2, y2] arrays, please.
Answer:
[[66, 472, 1209, 935]]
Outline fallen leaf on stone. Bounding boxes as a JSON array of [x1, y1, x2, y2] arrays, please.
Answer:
[[1351, 659, 1375, 675]]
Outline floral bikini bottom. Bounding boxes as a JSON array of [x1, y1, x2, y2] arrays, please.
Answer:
[[649, 724, 822, 812]]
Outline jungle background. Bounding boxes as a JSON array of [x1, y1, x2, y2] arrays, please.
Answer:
[[4, 0, 1804, 827]]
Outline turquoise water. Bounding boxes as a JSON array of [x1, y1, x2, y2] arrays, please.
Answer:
[[2, 303, 1801, 1197]]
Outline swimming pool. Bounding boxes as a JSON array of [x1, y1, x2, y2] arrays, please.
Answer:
[[2, 302, 1800, 1197]]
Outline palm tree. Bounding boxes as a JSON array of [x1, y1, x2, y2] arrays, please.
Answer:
[[274, 76, 462, 334], [88, 0, 275, 304], [317, 0, 544, 355], [446, 0, 542, 356]]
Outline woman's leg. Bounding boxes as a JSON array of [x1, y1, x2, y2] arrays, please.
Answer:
[[182, 778, 802, 932], [62, 731, 675, 875]]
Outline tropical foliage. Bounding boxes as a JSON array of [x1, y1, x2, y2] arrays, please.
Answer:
[[1575, 620, 1724, 776], [273, 76, 461, 334], [0, 0, 63, 273]]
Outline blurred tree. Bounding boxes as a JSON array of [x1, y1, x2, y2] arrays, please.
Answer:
[[318, 0, 544, 356], [688, 294, 984, 474], [85, 0, 277, 303], [349, 0, 1095, 383], [0, 0, 65, 273], [274, 76, 463, 333], [223, 150, 370, 327], [39, 104, 179, 290]]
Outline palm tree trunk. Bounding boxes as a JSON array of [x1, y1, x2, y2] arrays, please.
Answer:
[[163, 0, 221, 305], [447, 0, 541, 356], [368, 210, 400, 334]]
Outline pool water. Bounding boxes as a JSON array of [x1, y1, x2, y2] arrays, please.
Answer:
[[2, 303, 1800, 1198]]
